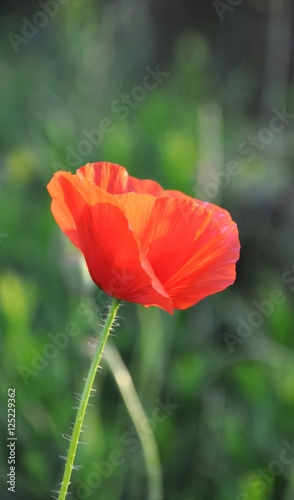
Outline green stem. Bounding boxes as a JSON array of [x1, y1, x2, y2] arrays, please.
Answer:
[[57, 298, 120, 500], [105, 341, 163, 500]]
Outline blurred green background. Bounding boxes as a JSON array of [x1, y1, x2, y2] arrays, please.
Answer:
[[1, 1, 294, 499]]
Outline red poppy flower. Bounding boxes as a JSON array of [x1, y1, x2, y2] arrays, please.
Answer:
[[47, 162, 240, 314]]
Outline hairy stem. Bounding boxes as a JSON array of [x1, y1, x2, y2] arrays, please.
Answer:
[[57, 298, 120, 500]]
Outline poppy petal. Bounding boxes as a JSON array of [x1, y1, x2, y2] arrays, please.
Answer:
[[48, 163, 240, 313], [79, 162, 166, 197], [48, 173, 173, 313], [126, 175, 167, 196], [48, 171, 82, 249], [80, 162, 129, 194], [121, 195, 239, 309]]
